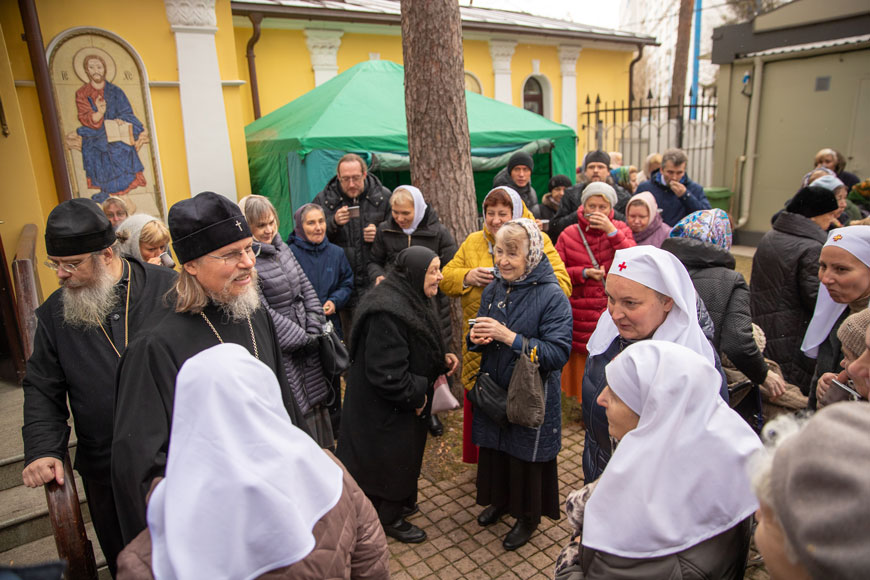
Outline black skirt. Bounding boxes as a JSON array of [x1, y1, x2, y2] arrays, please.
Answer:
[[476, 447, 560, 523]]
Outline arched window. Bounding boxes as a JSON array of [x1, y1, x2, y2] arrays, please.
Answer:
[[523, 77, 544, 115], [465, 72, 482, 94]]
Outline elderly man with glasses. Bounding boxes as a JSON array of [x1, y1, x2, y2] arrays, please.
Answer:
[[313, 153, 391, 337], [22, 198, 176, 576], [111, 192, 311, 545]]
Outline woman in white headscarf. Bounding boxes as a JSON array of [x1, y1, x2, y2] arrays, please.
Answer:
[[582, 245, 726, 482], [441, 187, 571, 464], [802, 225, 870, 409], [115, 343, 389, 580], [368, 185, 457, 437], [555, 341, 760, 580]]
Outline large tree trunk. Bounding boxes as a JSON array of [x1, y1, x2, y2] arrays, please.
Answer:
[[400, 0, 477, 361], [669, 0, 693, 121]]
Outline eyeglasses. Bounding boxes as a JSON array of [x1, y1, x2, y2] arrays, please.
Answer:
[[205, 242, 261, 266], [338, 175, 364, 185], [45, 255, 93, 273]]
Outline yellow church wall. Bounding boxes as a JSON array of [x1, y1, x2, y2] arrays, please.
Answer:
[[1, 0, 251, 228], [336, 33, 404, 71], [511, 43, 563, 123], [462, 39, 494, 98], [576, 49, 632, 159]]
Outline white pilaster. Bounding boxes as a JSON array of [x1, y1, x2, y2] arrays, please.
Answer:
[[489, 40, 517, 105], [305, 29, 344, 86], [559, 46, 582, 134], [165, 0, 237, 200]]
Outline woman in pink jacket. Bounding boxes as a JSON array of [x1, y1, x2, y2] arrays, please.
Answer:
[[555, 183, 635, 402]]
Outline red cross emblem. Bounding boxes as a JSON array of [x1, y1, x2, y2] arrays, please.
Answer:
[[833, 234, 843, 241], [618, 262, 627, 271]]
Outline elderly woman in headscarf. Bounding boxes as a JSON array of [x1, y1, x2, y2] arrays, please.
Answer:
[[116, 344, 390, 580], [802, 225, 870, 409], [441, 187, 571, 464], [337, 247, 458, 544], [815, 308, 870, 407], [555, 182, 635, 402], [624, 191, 672, 248], [468, 219, 572, 551], [582, 245, 727, 482], [555, 341, 761, 580], [116, 214, 174, 268], [610, 165, 638, 194], [663, 209, 787, 402], [749, 404, 870, 580], [287, 203, 354, 337], [368, 185, 457, 436], [239, 195, 334, 449]]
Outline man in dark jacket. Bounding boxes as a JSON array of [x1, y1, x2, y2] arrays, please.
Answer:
[[313, 154, 391, 319], [550, 150, 631, 240], [534, 174, 571, 221], [22, 198, 176, 576], [634, 148, 711, 226], [492, 151, 539, 215]]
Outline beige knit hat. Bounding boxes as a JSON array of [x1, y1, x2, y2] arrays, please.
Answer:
[[836, 308, 870, 358]]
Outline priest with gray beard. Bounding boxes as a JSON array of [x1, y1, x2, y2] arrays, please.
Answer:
[[111, 191, 311, 544], [22, 198, 177, 576]]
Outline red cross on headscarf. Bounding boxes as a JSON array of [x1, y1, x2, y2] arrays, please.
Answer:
[[618, 262, 627, 271]]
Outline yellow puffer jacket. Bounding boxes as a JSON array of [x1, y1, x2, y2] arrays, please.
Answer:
[[440, 213, 571, 390]]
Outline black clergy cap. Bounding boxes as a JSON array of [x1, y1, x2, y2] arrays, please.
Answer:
[[45, 198, 116, 257], [169, 191, 252, 264], [786, 186, 839, 218]]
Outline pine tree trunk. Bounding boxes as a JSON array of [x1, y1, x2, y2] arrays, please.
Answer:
[[669, 0, 693, 121], [400, 0, 476, 245]]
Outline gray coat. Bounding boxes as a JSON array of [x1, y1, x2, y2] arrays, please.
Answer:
[[257, 233, 329, 414]]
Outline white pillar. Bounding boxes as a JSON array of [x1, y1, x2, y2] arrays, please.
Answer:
[[305, 29, 343, 87], [165, 0, 237, 200], [559, 46, 582, 134], [489, 40, 516, 105]]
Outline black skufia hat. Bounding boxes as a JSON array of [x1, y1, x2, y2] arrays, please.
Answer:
[[45, 198, 116, 257], [786, 185, 839, 218], [169, 192, 252, 264]]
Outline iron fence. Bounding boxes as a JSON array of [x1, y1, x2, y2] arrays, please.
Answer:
[[580, 90, 717, 186]]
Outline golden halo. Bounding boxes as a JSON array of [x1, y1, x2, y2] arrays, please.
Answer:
[[73, 47, 116, 84]]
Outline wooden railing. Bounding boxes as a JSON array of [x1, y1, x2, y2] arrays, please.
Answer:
[[11, 224, 98, 579]]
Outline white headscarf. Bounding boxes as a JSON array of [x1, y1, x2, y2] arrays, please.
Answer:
[[484, 186, 524, 220], [582, 341, 761, 558], [586, 245, 716, 365], [393, 185, 428, 235], [148, 344, 343, 580], [802, 226, 870, 358], [117, 214, 160, 261]]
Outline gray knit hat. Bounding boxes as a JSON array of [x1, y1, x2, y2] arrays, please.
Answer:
[[837, 309, 870, 358], [580, 182, 618, 208], [771, 403, 870, 579]]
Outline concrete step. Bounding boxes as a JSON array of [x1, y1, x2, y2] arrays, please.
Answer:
[[0, 520, 110, 579], [0, 473, 89, 553]]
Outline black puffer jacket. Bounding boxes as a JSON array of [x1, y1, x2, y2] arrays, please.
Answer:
[[750, 211, 826, 394], [662, 237, 768, 385], [368, 206, 457, 348], [313, 174, 391, 304]]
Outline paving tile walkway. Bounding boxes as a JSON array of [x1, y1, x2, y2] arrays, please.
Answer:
[[386, 422, 586, 579]]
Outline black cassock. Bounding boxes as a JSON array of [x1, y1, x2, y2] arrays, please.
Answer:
[[112, 302, 311, 543]]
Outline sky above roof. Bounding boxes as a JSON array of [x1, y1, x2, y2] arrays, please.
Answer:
[[460, 0, 621, 29]]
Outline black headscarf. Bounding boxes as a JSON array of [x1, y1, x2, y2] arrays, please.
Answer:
[[350, 246, 446, 371]]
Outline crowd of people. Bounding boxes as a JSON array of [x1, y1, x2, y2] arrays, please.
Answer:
[[19, 146, 870, 579]]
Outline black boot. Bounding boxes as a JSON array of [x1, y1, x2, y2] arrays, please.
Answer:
[[477, 504, 506, 527], [503, 517, 537, 551], [383, 517, 427, 543], [428, 414, 444, 436]]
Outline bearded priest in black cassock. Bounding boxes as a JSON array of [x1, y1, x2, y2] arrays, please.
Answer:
[[112, 191, 312, 543]]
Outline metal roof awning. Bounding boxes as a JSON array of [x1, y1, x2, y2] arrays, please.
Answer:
[[741, 33, 870, 58]]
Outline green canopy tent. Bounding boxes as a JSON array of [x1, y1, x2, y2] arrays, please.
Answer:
[[245, 60, 576, 237]]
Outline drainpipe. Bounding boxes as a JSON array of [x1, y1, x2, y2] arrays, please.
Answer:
[[246, 13, 264, 120], [18, 0, 72, 203], [736, 56, 763, 229], [628, 43, 644, 121]]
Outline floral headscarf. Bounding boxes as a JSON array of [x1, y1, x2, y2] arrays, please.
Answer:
[[669, 209, 733, 251], [611, 166, 632, 191], [495, 218, 544, 283]]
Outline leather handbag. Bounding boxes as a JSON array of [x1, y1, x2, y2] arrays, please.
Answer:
[[318, 320, 351, 380], [506, 337, 545, 428], [468, 371, 509, 428]]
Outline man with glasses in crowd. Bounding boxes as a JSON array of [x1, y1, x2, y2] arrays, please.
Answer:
[[111, 191, 311, 544], [313, 153, 391, 336], [21, 198, 176, 576]]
